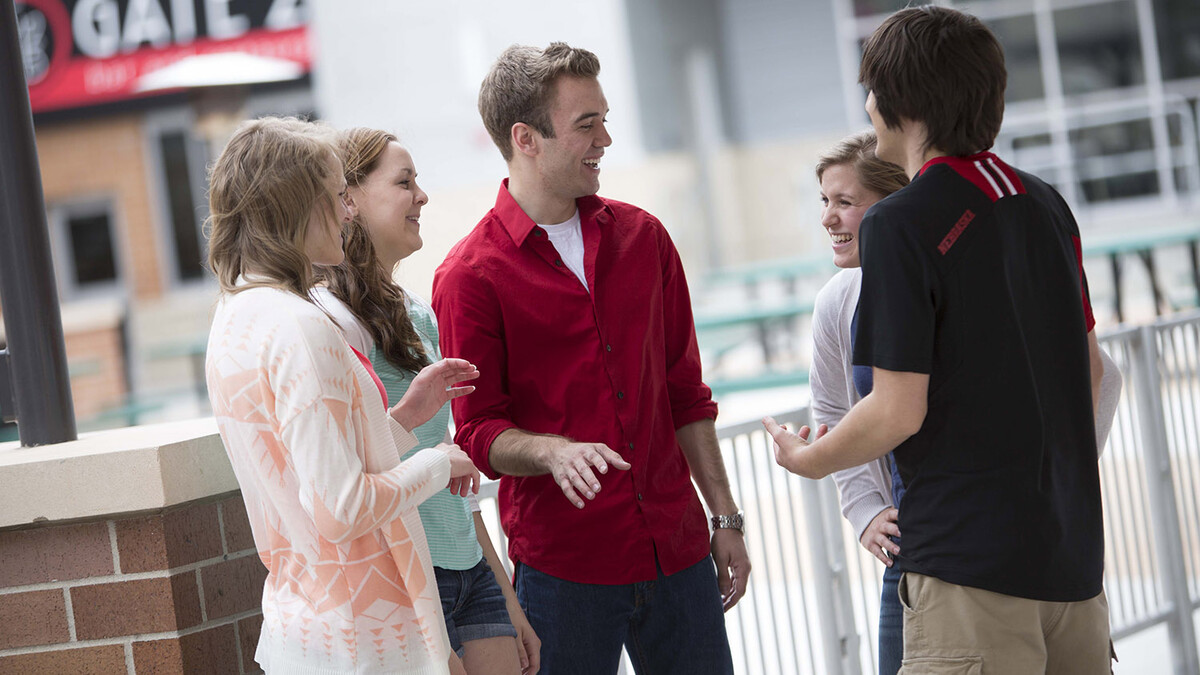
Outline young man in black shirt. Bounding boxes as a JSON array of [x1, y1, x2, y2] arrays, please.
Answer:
[[764, 6, 1111, 672]]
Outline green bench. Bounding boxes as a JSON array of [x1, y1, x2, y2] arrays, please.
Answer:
[[703, 254, 836, 299], [695, 300, 815, 365], [707, 368, 810, 397], [80, 396, 168, 431], [1081, 225, 1200, 323], [146, 336, 209, 401], [692, 223, 1200, 393]]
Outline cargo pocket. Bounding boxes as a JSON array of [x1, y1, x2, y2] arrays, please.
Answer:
[[898, 655, 983, 674], [898, 572, 918, 614]]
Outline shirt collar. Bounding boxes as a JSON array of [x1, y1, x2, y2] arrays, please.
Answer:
[[236, 272, 271, 286], [493, 178, 610, 247], [917, 151, 997, 177]]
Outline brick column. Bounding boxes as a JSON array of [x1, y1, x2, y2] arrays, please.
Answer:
[[0, 493, 266, 674]]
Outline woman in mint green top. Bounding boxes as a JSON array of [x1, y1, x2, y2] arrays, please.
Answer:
[[373, 296, 481, 568], [319, 128, 540, 675]]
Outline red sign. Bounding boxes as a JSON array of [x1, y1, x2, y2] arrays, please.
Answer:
[[15, 0, 311, 113]]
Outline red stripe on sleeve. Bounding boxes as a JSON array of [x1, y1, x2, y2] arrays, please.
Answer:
[[1072, 235, 1096, 332]]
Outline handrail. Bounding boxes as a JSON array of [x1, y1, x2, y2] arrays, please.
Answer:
[[473, 313, 1200, 672]]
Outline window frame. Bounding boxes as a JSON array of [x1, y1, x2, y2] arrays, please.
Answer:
[[47, 197, 126, 301]]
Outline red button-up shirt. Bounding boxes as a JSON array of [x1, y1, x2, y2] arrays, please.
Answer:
[[431, 181, 716, 584]]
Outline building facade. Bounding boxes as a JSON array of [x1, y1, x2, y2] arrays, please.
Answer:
[[7, 0, 1197, 433], [5, 0, 314, 429]]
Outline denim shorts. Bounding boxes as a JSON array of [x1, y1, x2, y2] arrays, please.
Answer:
[[435, 559, 518, 655]]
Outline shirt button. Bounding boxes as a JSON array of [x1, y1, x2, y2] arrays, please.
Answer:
[[628, 442, 634, 450], [637, 493, 643, 501], [617, 391, 625, 399], [555, 259, 564, 267], [606, 344, 612, 352], [533, 229, 543, 237]]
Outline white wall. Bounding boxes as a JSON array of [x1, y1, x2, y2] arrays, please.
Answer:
[[309, 0, 657, 298], [307, 0, 858, 299], [310, 0, 647, 191]]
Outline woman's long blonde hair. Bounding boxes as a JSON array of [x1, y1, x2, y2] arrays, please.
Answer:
[[815, 129, 909, 199], [206, 116, 341, 299], [319, 128, 429, 374]]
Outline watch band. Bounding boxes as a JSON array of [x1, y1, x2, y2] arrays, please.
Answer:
[[711, 512, 745, 532]]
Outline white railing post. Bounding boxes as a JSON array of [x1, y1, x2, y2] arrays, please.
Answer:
[[1131, 324, 1200, 675], [820, 476, 863, 675], [800, 475, 862, 675]]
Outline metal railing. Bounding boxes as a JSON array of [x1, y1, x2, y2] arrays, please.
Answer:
[[476, 311, 1200, 674], [1099, 312, 1200, 674]]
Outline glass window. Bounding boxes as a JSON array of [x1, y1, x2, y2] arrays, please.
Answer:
[[987, 14, 1044, 103], [1154, 0, 1200, 81], [1013, 132, 1052, 150], [66, 211, 118, 285], [1070, 118, 1158, 202], [160, 132, 203, 281], [1054, 1, 1144, 96], [1079, 171, 1158, 202]]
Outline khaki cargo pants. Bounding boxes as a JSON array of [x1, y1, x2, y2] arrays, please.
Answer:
[[897, 572, 1114, 674]]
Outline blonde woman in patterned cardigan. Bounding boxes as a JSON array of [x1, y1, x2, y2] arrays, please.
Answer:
[[205, 116, 480, 675], [315, 128, 540, 675]]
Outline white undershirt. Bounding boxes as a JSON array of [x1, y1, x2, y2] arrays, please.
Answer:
[[538, 210, 588, 291]]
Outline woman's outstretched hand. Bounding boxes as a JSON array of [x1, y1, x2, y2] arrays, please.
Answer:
[[389, 358, 480, 431], [437, 443, 480, 497]]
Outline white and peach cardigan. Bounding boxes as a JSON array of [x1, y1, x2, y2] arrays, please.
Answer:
[[206, 283, 452, 675]]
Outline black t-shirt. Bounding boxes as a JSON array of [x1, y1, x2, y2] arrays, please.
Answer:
[[853, 152, 1103, 602]]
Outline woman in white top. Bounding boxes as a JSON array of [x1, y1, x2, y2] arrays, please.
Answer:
[[205, 116, 481, 674], [806, 130, 910, 675]]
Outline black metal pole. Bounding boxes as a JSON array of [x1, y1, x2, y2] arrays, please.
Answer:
[[0, 0, 77, 445]]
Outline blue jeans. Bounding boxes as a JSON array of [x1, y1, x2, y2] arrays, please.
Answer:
[[514, 556, 734, 675], [878, 564, 903, 675]]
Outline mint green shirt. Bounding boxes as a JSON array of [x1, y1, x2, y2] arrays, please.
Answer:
[[372, 296, 483, 570]]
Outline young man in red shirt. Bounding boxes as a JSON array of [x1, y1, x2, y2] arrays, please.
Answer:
[[765, 7, 1111, 673], [432, 43, 748, 674]]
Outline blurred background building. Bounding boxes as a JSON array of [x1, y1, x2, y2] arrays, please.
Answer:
[[4, 0, 1199, 435], [4, 3, 1200, 672]]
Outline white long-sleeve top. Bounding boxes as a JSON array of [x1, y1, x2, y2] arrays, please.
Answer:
[[810, 268, 1124, 541], [206, 283, 452, 675], [810, 269, 894, 539]]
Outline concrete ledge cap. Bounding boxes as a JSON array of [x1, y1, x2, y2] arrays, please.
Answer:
[[0, 418, 235, 528]]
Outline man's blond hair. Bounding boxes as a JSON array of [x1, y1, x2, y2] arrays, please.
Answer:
[[478, 42, 601, 161]]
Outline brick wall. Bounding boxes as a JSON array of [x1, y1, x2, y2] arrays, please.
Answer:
[[0, 493, 266, 674], [35, 115, 164, 301], [63, 321, 128, 420], [0, 317, 128, 423]]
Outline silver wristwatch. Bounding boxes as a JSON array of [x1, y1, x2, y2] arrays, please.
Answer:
[[710, 512, 745, 533]]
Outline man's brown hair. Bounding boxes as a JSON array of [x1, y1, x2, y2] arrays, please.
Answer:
[[478, 42, 601, 161], [859, 6, 1007, 156]]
